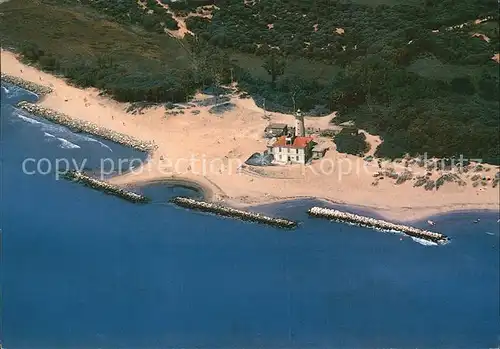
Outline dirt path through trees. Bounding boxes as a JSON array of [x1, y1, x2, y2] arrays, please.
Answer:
[[153, 0, 215, 38]]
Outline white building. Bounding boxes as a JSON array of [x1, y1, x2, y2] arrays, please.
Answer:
[[264, 109, 320, 164], [295, 109, 305, 137], [267, 135, 315, 164]]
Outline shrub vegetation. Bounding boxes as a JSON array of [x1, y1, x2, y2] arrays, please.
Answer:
[[1, 0, 498, 163], [333, 128, 370, 156]]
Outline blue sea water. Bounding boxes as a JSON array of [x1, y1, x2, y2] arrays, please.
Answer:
[[1, 84, 499, 348]]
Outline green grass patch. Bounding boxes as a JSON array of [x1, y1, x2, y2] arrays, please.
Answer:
[[350, 0, 420, 6], [407, 57, 479, 81], [0, 0, 204, 103], [231, 53, 341, 84], [0, 0, 189, 69]]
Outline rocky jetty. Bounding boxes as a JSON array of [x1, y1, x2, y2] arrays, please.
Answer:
[[1, 73, 53, 96], [308, 207, 449, 244], [62, 170, 149, 203], [171, 197, 297, 229], [17, 101, 156, 152]]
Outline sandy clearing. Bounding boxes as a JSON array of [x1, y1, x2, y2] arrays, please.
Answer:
[[2, 49, 499, 221], [359, 130, 382, 157], [153, 0, 214, 38], [471, 33, 490, 42]]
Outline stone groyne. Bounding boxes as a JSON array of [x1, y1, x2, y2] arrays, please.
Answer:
[[62, 170, 150, 203], [308, 207, 449, 244], [17, 101, 156, 152], [171, 197, 297, 229], [1, 73, 53, 96]]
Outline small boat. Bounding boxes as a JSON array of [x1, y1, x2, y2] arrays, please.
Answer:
[[427, 220, 435, 226]]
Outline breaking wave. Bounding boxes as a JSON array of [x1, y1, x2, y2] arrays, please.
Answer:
[[13, 109, 110, 151], [57, 137, 81, 149], [79, 135, 113, 152], [411, 237, 438, 246], [16, 113, 42, 125], [13, 107, 114, 152]]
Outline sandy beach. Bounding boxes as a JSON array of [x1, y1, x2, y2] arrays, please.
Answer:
[[2, 49, 499, 221]]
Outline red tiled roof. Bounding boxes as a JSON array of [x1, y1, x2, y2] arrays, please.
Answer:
[[272, 136, 314, 149]]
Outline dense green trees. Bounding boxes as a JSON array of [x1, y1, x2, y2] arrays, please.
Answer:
[[181, 0, 497, 162], [262, 51, 286, 86], [80, 0, 179, 32], [16, 39, 234, 104], [2, 0, 498, 163], [184, 0, 497, 62], [3, 1, 233, 104], [164, 0, 216, 14], [334, 128, 370, 156]]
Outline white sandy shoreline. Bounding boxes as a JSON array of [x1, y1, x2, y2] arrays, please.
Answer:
[[241, 197, 500, 223], [2, 49, 499, 222], [120, 176, 499, 223]]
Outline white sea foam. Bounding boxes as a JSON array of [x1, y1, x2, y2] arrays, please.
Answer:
[[57, 137, 81, 149], [485, 231, 495, 236], [41, 123, 68, 136], [411, 237, 438, 246], [80, 135, 113, 152], [15, 110, 110, 152], [16, 113, 42, 125], [17, 112, 66, 135], [23, 89, 39, 97], [1, 85, 10, 94]]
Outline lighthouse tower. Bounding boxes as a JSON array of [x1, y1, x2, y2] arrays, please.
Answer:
[[295, 109, 305, 137]]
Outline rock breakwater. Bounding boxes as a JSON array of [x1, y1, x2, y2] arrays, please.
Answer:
[[308, 207, 449, 244], [62, 170, 149, 203], [17, 101, 156, 152], [1, 73, 53, 95], [171, 197, 297, 229]]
